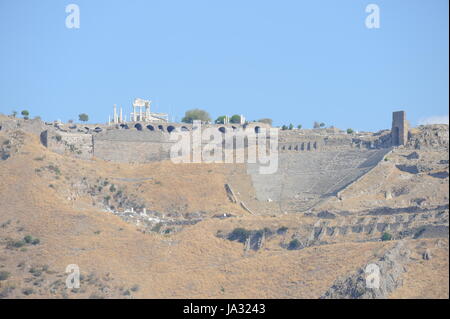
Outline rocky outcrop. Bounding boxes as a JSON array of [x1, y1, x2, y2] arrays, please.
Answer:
[[407, 125, 449, 150], [321, 241, 410, 299]]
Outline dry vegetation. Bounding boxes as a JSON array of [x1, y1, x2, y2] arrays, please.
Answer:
[[0, 127, 448, 299]]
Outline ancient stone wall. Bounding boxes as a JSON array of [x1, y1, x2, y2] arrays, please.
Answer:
[[41, 129, 93, 160], [93, 130, 173, 162]]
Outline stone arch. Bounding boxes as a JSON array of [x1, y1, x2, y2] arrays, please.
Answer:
[[158, 125, 165, 132], [231, 126, 237, 131], [301, 143, 305, 151], [294, 145, 298, 151], [288, 145, 292, 150], [314, 141, 318, 150], [146, 125, 154, 131], [254, 126, 261, 133], [167, 125, 175, 133], [134, 123, 143, 131], [307, 142, 311, 151], [218, 127, 226, 133], [181, 126, 189, 131]]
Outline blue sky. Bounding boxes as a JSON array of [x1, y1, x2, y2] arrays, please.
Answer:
[[0, 0, 448, 131]]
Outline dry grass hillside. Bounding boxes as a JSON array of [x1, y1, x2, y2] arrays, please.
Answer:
[[0, 125, 448, 299]]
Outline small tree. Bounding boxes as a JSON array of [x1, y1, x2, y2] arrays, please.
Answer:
[[297, 124, 302, 129], [215, 115, 226, 124], [287, 239, 301, 250], [258, 118, 273, 126], [181, 109, 211, 123], [229, 114, 241, 124], [346, 128, 354, 134], [381, 232, 392, 241], [281, 125, 288, 130], [320, 122, 325, 128], [11, 110, 17, 118], [21, 110, 29, 119], [288, 123, 294, 130], [228, 228, 251, 243], [79, 113, 89, 122]]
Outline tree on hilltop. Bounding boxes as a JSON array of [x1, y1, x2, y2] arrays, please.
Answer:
[[229, 114, 241, 124], [21, 110, 29, 120], [181, 109, 211, 124], [79, 113, 89, 122], [215, 115, 226, 124]]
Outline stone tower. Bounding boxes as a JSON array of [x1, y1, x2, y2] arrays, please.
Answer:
[[391, 111, 408, 146]]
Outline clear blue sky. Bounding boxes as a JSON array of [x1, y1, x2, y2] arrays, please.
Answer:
[[0, 0, 448, 131]]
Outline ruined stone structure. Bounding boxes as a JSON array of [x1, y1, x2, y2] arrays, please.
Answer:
[[109, 98, 169, 125], [391, 111, 408, 146], [1, 110, 416, 213]]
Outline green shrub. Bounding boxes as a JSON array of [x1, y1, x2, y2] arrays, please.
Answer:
[[22, 288, 34, 296], [1, 220, 11, 228], [381, 232, 392, 241], [23, 235, 40, 245], [277, 226, 288, 234], [47, 165, 61, 175], [287, 239, 301, 250], [0, 271, 10, 281], [130, 284, 140, 292], [228, 228, 252, 243], [8, 240, 26, 249], [23, 235, 33, 244]]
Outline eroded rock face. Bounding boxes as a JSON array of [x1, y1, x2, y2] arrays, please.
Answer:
[[321, 241, 411, 299], [407, 125, 449, 150]]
